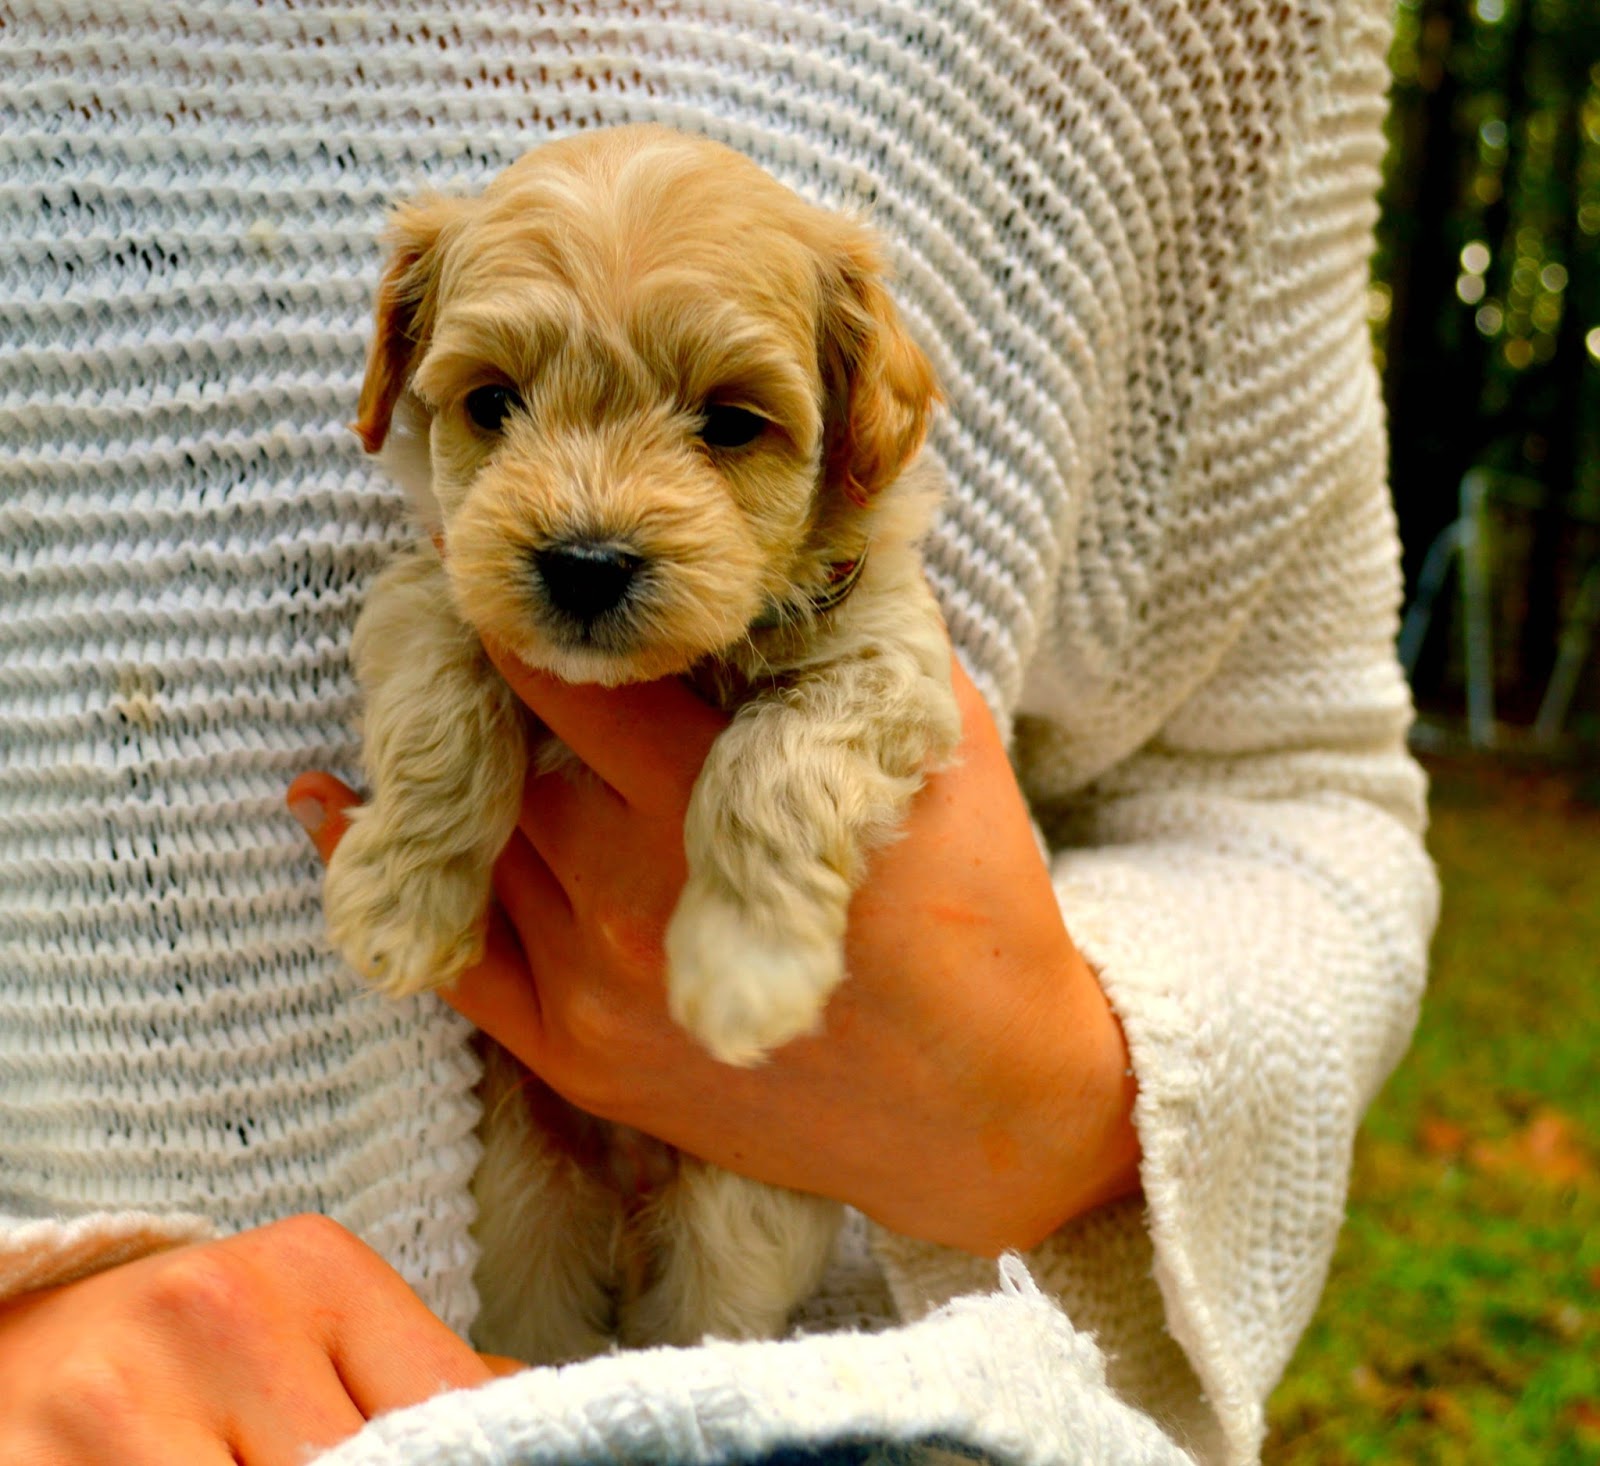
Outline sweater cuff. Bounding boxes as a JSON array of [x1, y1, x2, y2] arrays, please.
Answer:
[[316, 1256, 1196, 1466], [1047, 797, 1433, 1466], [0, 1211, 214, 1302]]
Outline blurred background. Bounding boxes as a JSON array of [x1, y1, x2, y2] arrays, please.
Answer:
[[1264, 0, 1600, 1459]]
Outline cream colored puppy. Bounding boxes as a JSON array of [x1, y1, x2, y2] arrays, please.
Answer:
[[325, 124, 961, 1361]]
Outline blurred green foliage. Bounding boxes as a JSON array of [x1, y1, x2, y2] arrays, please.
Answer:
[[1266, 758, 1600, 1462], [1260, 16, 1600, 1453], [1381, 0, 1600, 728]]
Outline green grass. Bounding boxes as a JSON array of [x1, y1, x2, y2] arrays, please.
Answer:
[[1264, 756, 1600, 1464]]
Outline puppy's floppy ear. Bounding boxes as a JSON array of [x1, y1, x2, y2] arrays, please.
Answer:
[[352, 196, 459, 455], [818, 227, 940, 504]]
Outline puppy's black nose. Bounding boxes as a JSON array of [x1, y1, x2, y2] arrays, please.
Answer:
[[533, 542, 642, 622]]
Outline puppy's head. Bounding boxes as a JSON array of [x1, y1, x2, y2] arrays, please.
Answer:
[[354, 125, 938, 684]]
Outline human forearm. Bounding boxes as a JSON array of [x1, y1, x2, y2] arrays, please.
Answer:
[[288, 656, 1141, 1257]]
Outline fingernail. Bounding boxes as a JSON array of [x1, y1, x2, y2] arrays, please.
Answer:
[[288, 795, 326, 837]]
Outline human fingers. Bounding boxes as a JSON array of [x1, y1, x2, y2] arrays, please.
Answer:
[[11, 1417, 237, 1466], [515, 763, 601, 888], [459, 828, 698, 1113], [247, 1216, 492, 1420], [228, 1354, 368, 1466], [0, 1220, 478, 1466], [286, 769, 362, 861], [285, 766, 562, 1026], [435, 824, 669, 1104], [212, 1217, 489, 1458], [324, 1284, 494, 1422], [435, 845, 559, 1065], [477, 1352, 527, 1377], [513, 760, 673, 901], [284, 768, 576, 1111], [484, 641, 725, 815], [490, 824, 572, 938]]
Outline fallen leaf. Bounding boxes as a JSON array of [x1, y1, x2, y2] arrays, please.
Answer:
[[1467, 1109, 1596, 1186], [1419, 1116, 1470, 1157], [1420, 1388, 1472, 1435], [1349, 1363, 1393, 1408]]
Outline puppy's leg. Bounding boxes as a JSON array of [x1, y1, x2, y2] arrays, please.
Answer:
[[620, 1162, 841, 1347], [471, 1041, 623, 1365], [324, 547, 526, 997], [666, 584, 959, 1066]]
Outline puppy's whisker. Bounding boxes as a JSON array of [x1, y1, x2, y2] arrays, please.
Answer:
[[743, 638, 775, 684]]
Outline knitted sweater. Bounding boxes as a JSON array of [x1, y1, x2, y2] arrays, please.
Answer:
[[0, 2, 1438, 1462]]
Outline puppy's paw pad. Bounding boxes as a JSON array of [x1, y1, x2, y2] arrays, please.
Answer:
[[665, 886, 845, 1066], [324, 828, 488, 998]]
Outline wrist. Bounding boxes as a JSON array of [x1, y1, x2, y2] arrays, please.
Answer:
[[1039, 941, 1143, 1227], [969, 938, 1142, 1256]]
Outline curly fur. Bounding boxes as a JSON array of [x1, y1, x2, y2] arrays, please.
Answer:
[[326, 124, 960, 1361]]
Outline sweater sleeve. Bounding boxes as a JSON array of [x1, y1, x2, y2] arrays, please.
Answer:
[[315, 1259, 1201, 1466], [878, 467, 1436, 1466], [0, 0, 1428, 1460], [1035, 473, 1436, 1461], [879, 2, 1438, 1461]]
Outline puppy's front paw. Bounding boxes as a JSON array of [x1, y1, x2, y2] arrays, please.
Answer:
[[324, 816, 489, 998], [665, 882, 845, 1067]]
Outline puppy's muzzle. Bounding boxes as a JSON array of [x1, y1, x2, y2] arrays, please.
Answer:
[[532, 541, 644, 625]]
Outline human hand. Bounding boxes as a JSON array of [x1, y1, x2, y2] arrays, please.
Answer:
[[289, 656, 1140, 1257], [0, 1216, 498, 1465]]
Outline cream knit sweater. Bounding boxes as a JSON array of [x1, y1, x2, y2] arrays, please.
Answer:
[[0, 2, 1438, 1462]]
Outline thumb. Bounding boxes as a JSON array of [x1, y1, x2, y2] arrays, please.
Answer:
[[477, 1352, 527, 1377], [286, 771, 363, 863]]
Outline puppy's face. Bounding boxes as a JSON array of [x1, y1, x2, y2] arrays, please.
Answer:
[[354, 126, 937, 684]]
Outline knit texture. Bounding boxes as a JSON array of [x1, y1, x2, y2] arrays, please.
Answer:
[[0, 2, 1438, 1462], [315, 1259, 1194, 1466]]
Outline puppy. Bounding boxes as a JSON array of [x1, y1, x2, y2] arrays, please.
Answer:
[[324, 124, 961, 1362]]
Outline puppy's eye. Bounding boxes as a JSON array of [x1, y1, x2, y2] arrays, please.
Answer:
[[465, 385, 521, 433], [698, 404, 767, 450]]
